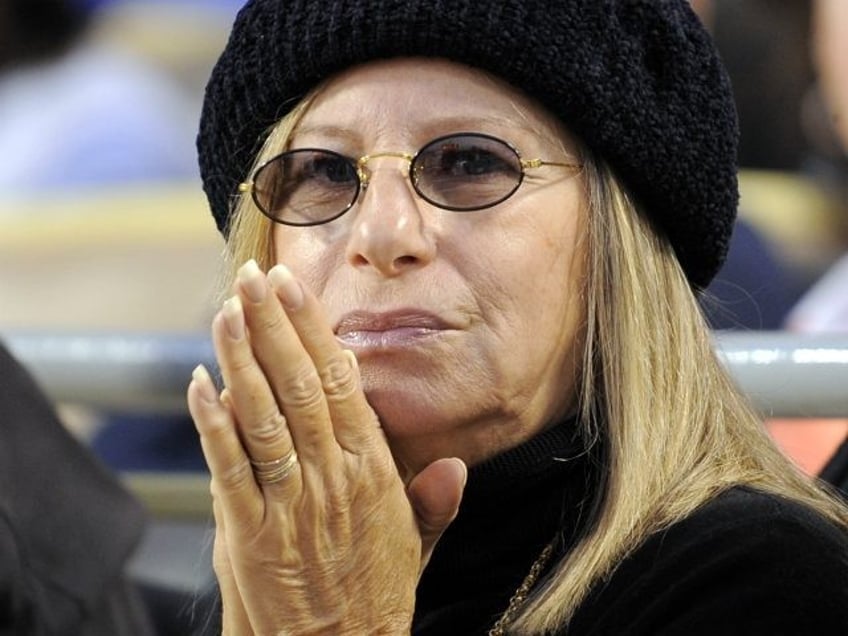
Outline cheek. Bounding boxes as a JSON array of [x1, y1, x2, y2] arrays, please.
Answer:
[[480, 197, 586, 323], [272, 227, 340, 293], [497, 208, 587, 373], [538, 221, 586, 308], [502, 240, 583, 337]]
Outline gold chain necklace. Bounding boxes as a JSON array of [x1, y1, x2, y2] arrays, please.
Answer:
[[488, 540, 556, 636]]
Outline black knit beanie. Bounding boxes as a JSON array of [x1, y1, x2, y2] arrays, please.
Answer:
[[197, 0, 739, 289]]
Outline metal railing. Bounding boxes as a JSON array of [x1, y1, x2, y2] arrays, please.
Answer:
[[4, 330, 847, 418], [3, 329, 846, 527]]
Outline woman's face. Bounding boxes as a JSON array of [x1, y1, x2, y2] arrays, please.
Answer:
[[271, 58, 587, 472]]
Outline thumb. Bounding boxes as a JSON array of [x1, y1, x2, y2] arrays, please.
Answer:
[[406, 457, 467, 572]]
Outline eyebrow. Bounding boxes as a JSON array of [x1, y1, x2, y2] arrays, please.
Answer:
[[292, 114, 543, 145], [417, 114, 535, 135], [289, 124, 361, 146]]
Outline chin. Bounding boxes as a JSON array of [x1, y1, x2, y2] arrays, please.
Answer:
[[357, 361, 495, 464], [366, 387, 445, 437]]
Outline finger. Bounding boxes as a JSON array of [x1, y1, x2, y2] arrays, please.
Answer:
[[406, 457, 467, 572], [268, 263, 380, 452], [213, 296, 301, 485], [235, 259, 350, 460], [187, 364, 265, 522], [211, 498, 256, 636]]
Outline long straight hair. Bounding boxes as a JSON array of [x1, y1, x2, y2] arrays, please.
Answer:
[[511, 155, 848, 634]]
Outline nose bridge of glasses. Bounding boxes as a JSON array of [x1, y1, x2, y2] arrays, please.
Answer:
[[356, 151, 415, 186]]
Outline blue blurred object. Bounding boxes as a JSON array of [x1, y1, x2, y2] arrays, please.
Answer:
[[0, 0, 217, 194], [91, 413, 206, 471], [68, 0, 113, 13], [702, 218, 798, 330], [73, 0, 244, 12]]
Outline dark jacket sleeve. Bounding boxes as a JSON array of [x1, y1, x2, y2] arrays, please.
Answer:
[[0, 341, 154, 636]]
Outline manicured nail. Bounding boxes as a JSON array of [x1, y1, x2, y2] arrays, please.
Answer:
[[454, 458, 469, 488], [222, 295, 245, 340], [191, 364, 219, 404], [268, 264, 304, 310], [237, 259, 267, 303], [219, 388, 233, 409]]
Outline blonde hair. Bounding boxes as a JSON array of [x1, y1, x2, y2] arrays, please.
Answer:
[[218, 94, 318, 298], [511, 155, 848, 634], [221, 95, 848, 636]]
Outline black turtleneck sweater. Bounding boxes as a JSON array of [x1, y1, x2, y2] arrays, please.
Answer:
[[414, 419, 595, 633], [413, 420, 848, 635]]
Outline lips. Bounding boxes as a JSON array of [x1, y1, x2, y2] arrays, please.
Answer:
[[334, 309, 454, 350]]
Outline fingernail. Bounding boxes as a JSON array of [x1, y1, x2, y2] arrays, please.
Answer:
[[219, 388, 233, 409], [222, 296, 245, 340], [237, 259, 267, 303], [458, 459, 468, 488], [451, 458, 469, 488], [268, 264, 304, 310], [192, 364, 219, 404]]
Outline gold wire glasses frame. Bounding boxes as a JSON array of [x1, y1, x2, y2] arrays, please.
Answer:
[[238, 132, 581, 227]]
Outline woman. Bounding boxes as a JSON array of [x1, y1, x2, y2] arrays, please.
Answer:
[[188, 1, 848, 633]]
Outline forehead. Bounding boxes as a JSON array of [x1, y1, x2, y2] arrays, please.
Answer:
[[294, 58, 568, 147]]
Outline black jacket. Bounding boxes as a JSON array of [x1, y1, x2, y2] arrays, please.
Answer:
[[0, 342, 154, 636]]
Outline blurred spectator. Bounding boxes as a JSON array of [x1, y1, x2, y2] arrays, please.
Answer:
[[691, 1, 848, 489], [0, 339, 154, 634], [0, 0, 200, 195], [771, 0, 848, 487], [709, 1, 815, 173], [787, 0, 848, 334], [703, 218, 796, 330], [694, 0, 813, 329], [0, 0, 229, 474], [810, 0, 848, 166], [786, 253, 848, 331]]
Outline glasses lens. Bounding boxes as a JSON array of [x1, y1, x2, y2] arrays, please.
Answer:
[[252, 149, 358, 226], [412, 134, 523, 211]]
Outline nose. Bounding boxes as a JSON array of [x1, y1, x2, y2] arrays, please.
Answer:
[[344, 159, 437, 277]]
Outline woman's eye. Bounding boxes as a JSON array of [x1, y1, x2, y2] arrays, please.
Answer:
[[438, 147, 512, 177], [302, 156, 356, 184]]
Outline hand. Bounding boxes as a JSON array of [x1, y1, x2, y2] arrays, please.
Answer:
[[187, 260, 466, 635]]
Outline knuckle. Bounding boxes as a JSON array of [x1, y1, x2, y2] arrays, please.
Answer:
[[251, 307, 286, 334], [319, 353, 358, 401], [244, 408, 288, 446], [225, 350, 256, 376], [279, 362, 325, 411], [215, 458, 256, 492], [192, 407, 230, 436]]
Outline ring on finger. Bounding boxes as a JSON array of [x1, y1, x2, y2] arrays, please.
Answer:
[[250, 449, 299, 484]]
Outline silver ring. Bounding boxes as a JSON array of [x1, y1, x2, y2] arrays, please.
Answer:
[[250, 449, 299, 484]]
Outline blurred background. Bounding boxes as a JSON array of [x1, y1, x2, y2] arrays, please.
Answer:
[[0, 0, 847, 632], [0, 0, 235, 457], [0, 2, 240, 632], [0, 0, 235, 336]]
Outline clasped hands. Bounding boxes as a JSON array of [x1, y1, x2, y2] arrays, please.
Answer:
[[186, 260, 467, 635]]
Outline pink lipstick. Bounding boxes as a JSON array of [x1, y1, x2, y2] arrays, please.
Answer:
[[334, 309, 452, 350]]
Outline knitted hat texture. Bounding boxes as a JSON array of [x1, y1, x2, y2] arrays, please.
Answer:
[[197, 0, 739, 288]]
